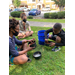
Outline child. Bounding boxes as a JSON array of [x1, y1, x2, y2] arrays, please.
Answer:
[[44, 23, 65, 52], [9, 18, 35, 65], [18, 13, 33, 39]]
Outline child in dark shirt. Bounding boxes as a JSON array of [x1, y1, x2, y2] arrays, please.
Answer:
[[44, 23, 65, 52]]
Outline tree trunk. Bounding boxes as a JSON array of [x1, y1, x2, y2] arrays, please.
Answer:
[[59, 6, 64, 11]]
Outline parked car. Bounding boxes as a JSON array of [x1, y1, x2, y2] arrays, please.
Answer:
[[23, 7, 30, 11], [19, 8, 24, 12], [13, 8, 20, 11], [20, 7, 30, 11], [10, 8, 24, 13], [9, 9, 12, 12], [13, 8, 24, 12], [42, 7, 50, 11], [28, 9, 41, 16]]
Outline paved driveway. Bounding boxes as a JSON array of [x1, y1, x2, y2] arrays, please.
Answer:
[[19, 20, 65, 28], [25, 10, 59, 19]]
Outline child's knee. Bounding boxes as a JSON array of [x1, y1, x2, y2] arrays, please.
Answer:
[[20, 56, 28, 64], [31, 31, 33, 34], [18, 33, 23, 37], [56, 36, 61, 43], [13, 55, 28, 65]]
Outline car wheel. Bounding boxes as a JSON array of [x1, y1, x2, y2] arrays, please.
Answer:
[[39, 12, 41, 15]]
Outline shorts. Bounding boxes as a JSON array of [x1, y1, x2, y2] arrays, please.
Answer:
[[9, 44, 21, 64]]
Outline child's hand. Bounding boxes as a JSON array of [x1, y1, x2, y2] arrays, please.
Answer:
[[49, 42, 55, 47], [45, 39, 48, 43], [27, 46, 34, 51], [32, 38, 36, 41], [22, 39, 28, 43]]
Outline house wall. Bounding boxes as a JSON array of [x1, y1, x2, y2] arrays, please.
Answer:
[[9, 0, 59, 10]]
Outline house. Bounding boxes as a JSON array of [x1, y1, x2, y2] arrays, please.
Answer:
[[20, 0, 59, 10], [9, 0, 59, 10]]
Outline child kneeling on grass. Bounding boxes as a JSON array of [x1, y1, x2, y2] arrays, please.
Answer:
[[9, 18, 35, 65], [44, 23, 65, 52]]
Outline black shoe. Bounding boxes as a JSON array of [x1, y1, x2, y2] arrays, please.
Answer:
[[27, 58, 32, 62], [26, 55, 29, 58]]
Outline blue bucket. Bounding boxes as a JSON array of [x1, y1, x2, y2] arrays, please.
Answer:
[[38, 30, 49, 45]]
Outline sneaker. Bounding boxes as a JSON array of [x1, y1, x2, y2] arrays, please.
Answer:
[[26, 55, 30, 58], [27, 58, 32, 62], [52, 46, 61, 52]]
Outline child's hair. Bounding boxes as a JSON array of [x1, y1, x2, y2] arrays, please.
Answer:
[[20, 13, 26, 19], [9, 18, 19, 31], [53, 23, 62, 30]]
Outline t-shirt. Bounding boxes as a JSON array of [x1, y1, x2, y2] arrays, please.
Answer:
[[9, 36, 22, 57], [44, 28, 65, 46], [19, 21, 31, 34]]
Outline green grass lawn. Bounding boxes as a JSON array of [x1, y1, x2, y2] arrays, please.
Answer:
[[9, 17, 65, 23], [9, 26, 65, 75]]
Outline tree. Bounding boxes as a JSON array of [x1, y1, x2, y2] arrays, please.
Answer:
[[13, 0, 21, 8], [52, 0, 65, 11]]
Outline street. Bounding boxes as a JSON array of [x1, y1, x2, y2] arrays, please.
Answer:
[[9, 10, 59, 19], [25, 10, 58, 18]]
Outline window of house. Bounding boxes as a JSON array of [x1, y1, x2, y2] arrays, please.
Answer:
[[52, 4, 56, 9], [33, 5, 35, 8], [28, 5, 31, 8], [46, 4, 50, 7]]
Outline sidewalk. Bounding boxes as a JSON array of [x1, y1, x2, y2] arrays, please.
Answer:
[[19, 21, 65, 28]]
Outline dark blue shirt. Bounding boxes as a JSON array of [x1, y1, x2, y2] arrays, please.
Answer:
[[9, 36, 22, 57]]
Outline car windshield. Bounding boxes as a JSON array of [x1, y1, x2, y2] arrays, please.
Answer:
[[31, 9, 36, 11]]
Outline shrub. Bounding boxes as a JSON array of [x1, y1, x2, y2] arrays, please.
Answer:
[[27, 16, 33, 19], [10, 11, 23, 17], [44, 11, 65, 19], [44, 13, 50, 18], [62, 11, 65, 18], [58, 11, 65, 19], [49, 13, 58, 19]]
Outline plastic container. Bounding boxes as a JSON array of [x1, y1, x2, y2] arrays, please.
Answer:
[[38, 30, 49, 45]]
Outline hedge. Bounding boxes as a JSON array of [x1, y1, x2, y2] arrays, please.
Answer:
[[44, 11, 65, 19], [10, 11, 23, 17], [27, 16, 33, 19], [49, 13, 58, 19], [58, 11, 65, 19], [44, 13, 50, 18]]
